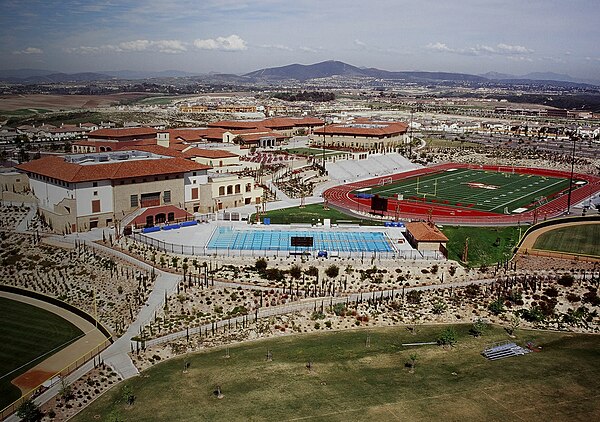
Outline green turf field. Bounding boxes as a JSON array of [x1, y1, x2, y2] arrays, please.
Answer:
[[365, 168, 574, 214], [440, 225, 524, 267], [73, 325, 600, 422], [0, 297, 84, 409], [251, 203, 380, 226], [285, 147, 347, 158], [533, 223, 600, 257]]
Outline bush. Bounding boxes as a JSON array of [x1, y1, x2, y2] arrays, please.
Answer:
[[557, 274, 575, 287], [314, 322, 321, 329], [332, 303, 347, 316], [437, 327, 457, 346], [289, 264, 302, 279], [432, 300, 447, 315], [325, 265, 339, 279], [488, 299, 505, 315], [470, 318, 488, 337], [255, 258, 268, 272], [406, 290, 422, 304]]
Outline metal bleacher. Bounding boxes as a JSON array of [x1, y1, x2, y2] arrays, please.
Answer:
[[482, 341, 531, 361]]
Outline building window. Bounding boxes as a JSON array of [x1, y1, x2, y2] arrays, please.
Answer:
[[164, 190, 171, 203], [91, 199, 101, 213], [246, 183, 251, 192], [227, 185, 233, 195], [93, 191, 98, 196], [191, 187, 199, 200], [235, 184, 241, 194], [93, 182, 98, 187], [130, 194, 138, 208], [219, 186, 225, 196]]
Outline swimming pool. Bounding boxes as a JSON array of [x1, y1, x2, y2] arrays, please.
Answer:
[[206, 227, 394, 253]]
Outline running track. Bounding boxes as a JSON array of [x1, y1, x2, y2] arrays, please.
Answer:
[[323, 163, 600, 225]]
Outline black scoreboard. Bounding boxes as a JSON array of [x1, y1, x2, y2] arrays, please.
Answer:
[[291, 236, 314, 247], [371, 195, 388, 212]]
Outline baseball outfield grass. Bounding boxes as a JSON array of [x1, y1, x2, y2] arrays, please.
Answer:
[[0, 297, 83, 409], [533, 223, 600, 257]]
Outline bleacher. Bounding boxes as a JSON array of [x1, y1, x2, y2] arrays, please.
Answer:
[[482, 341, 531, 361], [326, 153, 421, 182]]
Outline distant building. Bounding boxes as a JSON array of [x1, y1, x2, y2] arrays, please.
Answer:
[[314, 119, 408, 152]]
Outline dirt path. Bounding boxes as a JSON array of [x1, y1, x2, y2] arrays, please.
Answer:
[[1, 292, 108, 394], [517, 220, 600, 262]]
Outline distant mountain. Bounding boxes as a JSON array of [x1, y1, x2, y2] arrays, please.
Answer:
[[245, 60, 490, 83], [0, 68, 57, 79], [0, 72, 113, 84], [100, 69, 201, 79], [245, 60, 365, 81], [480, 71, 600, 87]]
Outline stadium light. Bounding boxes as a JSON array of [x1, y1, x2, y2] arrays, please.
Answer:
[[566, 134, 578, 215]]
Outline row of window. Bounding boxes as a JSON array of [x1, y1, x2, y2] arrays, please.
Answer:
[[218, 183, 252, 196]]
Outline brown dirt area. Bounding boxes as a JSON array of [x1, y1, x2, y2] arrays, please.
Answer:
[[11, 370, 55, 392], [0, 93, 149, 111]]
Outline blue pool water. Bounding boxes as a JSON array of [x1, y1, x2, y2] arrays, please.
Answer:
[[207, 227, 394, 252]]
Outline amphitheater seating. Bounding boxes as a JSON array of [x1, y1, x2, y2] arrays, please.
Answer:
[[326, 153, 421, 182], [482, 342, 531, 360]]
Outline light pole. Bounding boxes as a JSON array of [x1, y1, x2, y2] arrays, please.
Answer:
[[566, 134, 577, 215]]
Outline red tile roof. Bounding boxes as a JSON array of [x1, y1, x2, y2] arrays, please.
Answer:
[[406, 222, 448, 242], [16, 153, 210, 183], [314, 121, 408, 137], [188, 148, 238, 159], [88, 127, 158, 138]]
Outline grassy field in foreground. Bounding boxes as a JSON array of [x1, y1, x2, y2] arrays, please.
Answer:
[[440, 225, 523, 267], [0, 297, 83, 409], [533, 223, 600, 257], [73, 325, 600, 422], [252, 203, 381, 226]]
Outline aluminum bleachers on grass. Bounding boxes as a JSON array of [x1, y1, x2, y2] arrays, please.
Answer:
[[482, 341, 531, 361]]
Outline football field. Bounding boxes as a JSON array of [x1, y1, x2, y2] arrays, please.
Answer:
[[365, 167, 574, 214]]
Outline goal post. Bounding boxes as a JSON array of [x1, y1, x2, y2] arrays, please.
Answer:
[[378, 176, 393, 186]]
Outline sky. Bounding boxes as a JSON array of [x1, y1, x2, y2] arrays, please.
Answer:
[[1, 0, 599, 79]]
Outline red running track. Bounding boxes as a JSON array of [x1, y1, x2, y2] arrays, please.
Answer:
[[323, 163, 600, 226]]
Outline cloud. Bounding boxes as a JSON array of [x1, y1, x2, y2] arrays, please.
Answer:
[[193, 35, 247, 51], [354, 39, 366, 47], [426, 42, 534, 57], [299, 46, 318, 53], [67, 39, 187, 54], [13, 47, 43, 55], [258, 43, 293, 51]]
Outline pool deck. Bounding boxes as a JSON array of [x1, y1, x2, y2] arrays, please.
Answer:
[[141, 220, 415, 255]]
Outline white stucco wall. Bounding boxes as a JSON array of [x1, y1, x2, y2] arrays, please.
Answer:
[[75, 181, 113, 216], [30, 177, 75, 212]]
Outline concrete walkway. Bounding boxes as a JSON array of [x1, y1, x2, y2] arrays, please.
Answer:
[[146, 276, 500, 347]]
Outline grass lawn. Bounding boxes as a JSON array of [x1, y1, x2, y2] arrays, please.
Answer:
[[533, 223, 600, 257], [440, 225, 524, 267], [0, 298, 83, 409], [73, 325, 600, 422], [252, 204, 382, 226], [285, 147, 347, 158]]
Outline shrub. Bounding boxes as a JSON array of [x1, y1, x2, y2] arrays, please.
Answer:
[[557, 274, 575, 287], [488, 299, 505, 315], [255, 258, 268, 272], [437, 327, 457, 346], [406, 290, 422, 304], [432, 300, 447, 315], [325, 265, 339, 279]]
